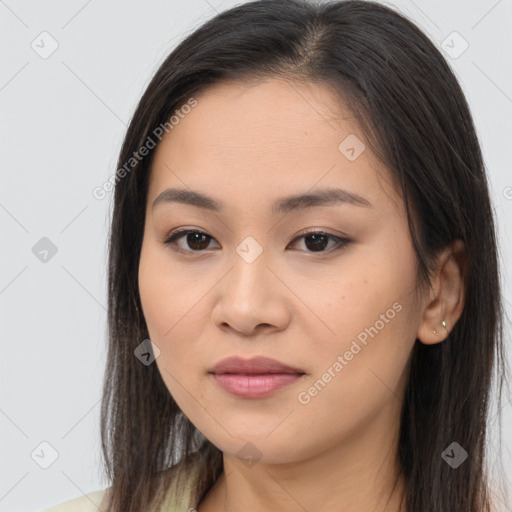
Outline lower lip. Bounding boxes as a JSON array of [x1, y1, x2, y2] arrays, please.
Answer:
[[211, 372, 303, 398]]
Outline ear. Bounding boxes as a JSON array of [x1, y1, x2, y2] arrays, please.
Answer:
[[416, 239, 467, 345]]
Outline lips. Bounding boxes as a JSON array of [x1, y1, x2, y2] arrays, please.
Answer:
[[209, 356, 305, 375], [209, 356, 305, 398]]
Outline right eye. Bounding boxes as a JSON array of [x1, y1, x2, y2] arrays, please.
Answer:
[[162, 229, 220, 253]]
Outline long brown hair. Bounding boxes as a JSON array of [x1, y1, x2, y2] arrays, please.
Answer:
[[100, 1, 510, 510]]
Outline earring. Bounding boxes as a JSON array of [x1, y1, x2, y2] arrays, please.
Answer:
[[433, 319, 448, 336]]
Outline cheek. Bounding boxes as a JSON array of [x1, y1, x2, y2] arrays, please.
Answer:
[[139, 242, 198, 338], [138, 242, 211, 390], [138, 256, 171, 342], [296, 240, 417, 402], [296, 250, 412, 353], [290, 294, 414, 456]]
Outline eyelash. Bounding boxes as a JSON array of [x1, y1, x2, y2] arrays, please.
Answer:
[[162, 228, 351, 255]]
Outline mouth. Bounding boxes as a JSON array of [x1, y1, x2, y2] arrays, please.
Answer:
[[210, 373, 305, 398], [208, 356, 306, 398]]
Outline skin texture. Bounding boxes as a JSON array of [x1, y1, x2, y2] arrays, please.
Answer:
[[138, 78, 466, 512]]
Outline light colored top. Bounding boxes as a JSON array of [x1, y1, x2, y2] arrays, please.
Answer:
[[40, 470, 510, 512], [42, 489, 108, 512], [42, 462, 201, 512]]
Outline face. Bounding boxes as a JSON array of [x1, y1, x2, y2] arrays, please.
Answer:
[[138, 78, 425, 464]]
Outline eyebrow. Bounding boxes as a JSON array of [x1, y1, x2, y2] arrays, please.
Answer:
[[152, 187, 373, 214]]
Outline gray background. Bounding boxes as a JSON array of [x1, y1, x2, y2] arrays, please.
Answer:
[[1, 0, 511, 511]]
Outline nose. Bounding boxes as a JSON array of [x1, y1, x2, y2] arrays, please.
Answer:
[[211, 249, 290, 337]]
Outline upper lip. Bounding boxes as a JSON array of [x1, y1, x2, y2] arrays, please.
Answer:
[[209, 356, 305, 375]]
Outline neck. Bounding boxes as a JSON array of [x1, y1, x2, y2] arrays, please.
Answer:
[[198, 404, 407, 512]]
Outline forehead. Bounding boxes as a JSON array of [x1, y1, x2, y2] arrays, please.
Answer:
[[148, 78, 401, 216], [157, 78, 356, 159]]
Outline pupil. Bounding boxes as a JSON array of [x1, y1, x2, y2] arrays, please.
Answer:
[[188, 233, 209, 250], [306, 234, 327, 252]]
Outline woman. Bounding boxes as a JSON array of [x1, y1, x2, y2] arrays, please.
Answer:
[[43, 0, 509, 510]]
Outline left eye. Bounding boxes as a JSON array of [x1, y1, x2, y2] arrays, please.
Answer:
[[162, 229, 350, 254], [289, 230, 349, 253]]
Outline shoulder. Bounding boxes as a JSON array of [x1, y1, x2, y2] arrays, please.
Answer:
[[40, 455, 207, 512], [41, 488, 108, 512]]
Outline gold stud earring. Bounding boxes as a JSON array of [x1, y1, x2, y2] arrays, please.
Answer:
[[434, 319, 448, 337]]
